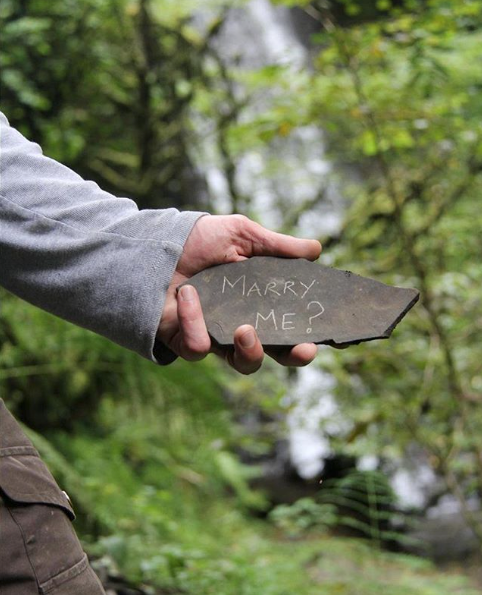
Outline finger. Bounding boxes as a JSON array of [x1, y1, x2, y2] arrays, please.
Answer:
[[244, 220, 322, 261], [330, 343, 351, 350], [175, 285, 211, 361], [230, 325, 264, 374], [266, 343, 318, 367]]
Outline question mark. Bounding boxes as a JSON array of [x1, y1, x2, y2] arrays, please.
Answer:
[[306, 301, 324, 334]]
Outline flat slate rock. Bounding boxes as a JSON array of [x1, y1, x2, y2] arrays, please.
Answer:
[[180, 257, 419, 347]]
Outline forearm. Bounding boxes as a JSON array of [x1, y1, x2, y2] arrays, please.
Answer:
[[0, 112, 205, 362]]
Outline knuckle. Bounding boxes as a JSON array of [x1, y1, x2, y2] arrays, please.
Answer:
[[186, 338, 210, 357], [232, 214, 252, 234], [232, 213, 249, 224], [180, 314, 200, 327]]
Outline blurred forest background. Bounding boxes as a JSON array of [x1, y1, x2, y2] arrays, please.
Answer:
[[2, 0, 482, 593]]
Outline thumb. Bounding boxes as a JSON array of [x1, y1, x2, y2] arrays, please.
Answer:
[[248, 221, 322, 261]]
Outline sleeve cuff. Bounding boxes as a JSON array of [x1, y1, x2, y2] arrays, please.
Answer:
[[143, 211, 209, 365]]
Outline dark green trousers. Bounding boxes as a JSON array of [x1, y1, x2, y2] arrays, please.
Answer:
[[0, 400, 105, 594]]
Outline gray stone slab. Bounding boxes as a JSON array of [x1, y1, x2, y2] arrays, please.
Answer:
[[179, 257, 419, 347]]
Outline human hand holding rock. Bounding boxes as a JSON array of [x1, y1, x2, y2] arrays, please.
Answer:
[[157, 215, 321, 374]]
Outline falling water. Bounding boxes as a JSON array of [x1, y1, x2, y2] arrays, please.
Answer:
[[209, 0, 345, 481], [197, 1, 468, 526]]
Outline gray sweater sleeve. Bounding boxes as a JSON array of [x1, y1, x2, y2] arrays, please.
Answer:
[[0, 112, 206, 363]]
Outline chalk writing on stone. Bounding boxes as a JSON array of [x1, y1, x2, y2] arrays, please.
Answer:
[[180, 256, 420, 347]]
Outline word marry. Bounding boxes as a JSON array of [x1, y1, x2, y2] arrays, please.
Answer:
[[222, 275, 317, 299]]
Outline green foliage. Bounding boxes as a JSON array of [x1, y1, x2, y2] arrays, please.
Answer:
[[223, 0, 482, 550], [2, 0, 482, 591], [270, 497, 338, 536], [0, 289, 277, 590], [0, 0, 224, 209], [301, 0, 482, 545], [317, 471, 415, 547], [270, 470, 416, 548]]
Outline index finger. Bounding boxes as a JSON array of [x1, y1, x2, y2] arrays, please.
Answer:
[[266, 344, 318, 367]]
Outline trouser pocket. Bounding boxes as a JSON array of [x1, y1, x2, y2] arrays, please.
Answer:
[[0, 400, 105, 595], [1, 497, 105, 595]]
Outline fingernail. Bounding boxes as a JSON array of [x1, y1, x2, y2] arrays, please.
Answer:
[[239, 330, 256, 349], [180, 285, 195, 301]]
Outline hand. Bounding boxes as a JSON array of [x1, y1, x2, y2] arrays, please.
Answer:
[[157, 215, 322, 374]]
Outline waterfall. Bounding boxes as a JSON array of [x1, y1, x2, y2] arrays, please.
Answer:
[[208, 0, 344, 480], [198, 0, 454, 519], [203, 0, 344, 234]]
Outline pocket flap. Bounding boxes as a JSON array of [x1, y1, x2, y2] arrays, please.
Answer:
[[0, 453, 75, 520]]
